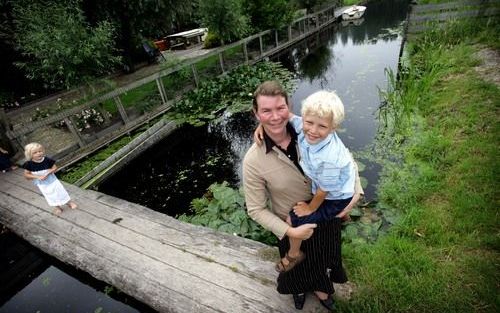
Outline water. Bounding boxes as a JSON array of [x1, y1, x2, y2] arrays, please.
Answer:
[[277, 0, 409, 198], [99, 0, 409, 211], [0, 230, 156, 313], [1, 1, 409, 311]]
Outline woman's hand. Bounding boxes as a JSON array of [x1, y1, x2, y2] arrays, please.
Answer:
[[293, 201, 314, 217], [287, 223, 317, 240], [253, 123, 264, 146]]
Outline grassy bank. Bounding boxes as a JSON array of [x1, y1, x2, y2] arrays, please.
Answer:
[[339, 17, 499, 313]]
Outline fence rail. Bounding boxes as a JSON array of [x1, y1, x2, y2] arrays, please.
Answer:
[[407, 0, 499, 34], [2, 1, 343, 167]]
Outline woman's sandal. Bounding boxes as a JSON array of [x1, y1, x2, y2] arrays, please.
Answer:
[[292, 293, 306, 310], [318, 294, 336, 312], [275, 251, 306, 273]]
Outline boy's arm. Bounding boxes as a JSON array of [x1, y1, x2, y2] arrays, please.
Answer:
[[293, 188, 327, 216]]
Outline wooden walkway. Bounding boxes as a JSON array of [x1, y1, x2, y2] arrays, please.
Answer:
[[0, 169, 344, 312]]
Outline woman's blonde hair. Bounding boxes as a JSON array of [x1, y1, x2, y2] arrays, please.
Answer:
[[301, 90, 345, 128], [24, 142, 44, 161]]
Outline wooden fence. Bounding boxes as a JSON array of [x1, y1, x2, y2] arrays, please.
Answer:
[[407, 0, 499, 34], [2, 1, 342, 168]]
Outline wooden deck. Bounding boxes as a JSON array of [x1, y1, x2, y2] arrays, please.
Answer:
[[0, 169, 342, 312]]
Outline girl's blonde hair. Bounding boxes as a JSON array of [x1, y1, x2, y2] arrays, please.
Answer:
[[301, 90, 345, 128], [24, 142, 44, 161]]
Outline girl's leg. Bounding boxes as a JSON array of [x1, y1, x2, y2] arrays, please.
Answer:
[[53, 206, 63, 216], [67, 200, 78, 209]]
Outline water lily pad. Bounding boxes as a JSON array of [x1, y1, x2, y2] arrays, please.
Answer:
[[360, 176, 368, 189]]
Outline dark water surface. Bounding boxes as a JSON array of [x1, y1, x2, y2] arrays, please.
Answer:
[[99, 0, 409, 212], [1, 0, 409, 311]]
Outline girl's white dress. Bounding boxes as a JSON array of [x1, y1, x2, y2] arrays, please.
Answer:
[[23, 157, 70, 206]]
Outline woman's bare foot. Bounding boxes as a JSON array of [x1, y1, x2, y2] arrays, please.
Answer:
[[67, 201, 78, 209], [53, 207, 63, 216]]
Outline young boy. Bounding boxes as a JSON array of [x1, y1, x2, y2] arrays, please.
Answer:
[[275, 90, 358, 273]]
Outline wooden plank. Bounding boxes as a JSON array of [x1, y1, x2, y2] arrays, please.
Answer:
[[1, 170, 349, 311], [409, 7, 499, 23], [411, 0, 498, 14]]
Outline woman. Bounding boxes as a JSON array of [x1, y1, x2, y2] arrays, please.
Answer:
[[243, 81, 362, 311]]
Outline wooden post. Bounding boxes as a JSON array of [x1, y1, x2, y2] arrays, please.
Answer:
[[288, 25, 292, 41], [64, 117, 85, 147], [259, 36, 264, 56], [316, 13, 320, 28], [274, 30, 279, 47], [218, 52, 225, 73], [156, 78, 168, 105], [0, 108, 10, 132], [114, 96, 129, 124], [191, 64, 200, 87], [96, 103, 111, 125], [243, 42, 249, 64]]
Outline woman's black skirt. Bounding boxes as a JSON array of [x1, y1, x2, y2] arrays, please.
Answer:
[[276, 218, 347, 295]]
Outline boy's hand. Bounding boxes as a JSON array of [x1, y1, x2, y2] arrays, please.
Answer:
[[293, 201, 314, 217], [253, 124, 264, 146]]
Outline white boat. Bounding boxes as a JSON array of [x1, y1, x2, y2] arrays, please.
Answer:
[[342, 5, 367, 21]]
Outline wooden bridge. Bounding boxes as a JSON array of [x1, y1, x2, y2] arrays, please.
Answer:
[[0, 169, 349, 312]]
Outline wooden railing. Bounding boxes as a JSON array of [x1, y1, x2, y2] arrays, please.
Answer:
[[2, 1, 342, 168], [407, 0, 499, 34]]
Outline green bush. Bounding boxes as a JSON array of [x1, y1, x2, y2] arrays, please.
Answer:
[[203, 32, 222, 49], [13, 0, 121, 90], [179, 182, 277, 245]]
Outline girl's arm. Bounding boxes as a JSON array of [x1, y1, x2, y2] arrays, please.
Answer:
[[24, 169, 40, 180], [40, 164, 57, 180], [24, 164, 57, 181], [293, 188, 327, 217]]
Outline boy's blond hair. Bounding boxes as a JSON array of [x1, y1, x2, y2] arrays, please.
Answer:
[[301, 90, 345, 128], [24, 142, 44, 161]]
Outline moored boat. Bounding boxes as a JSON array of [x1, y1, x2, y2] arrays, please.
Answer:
[[342, 5, 367, 20]]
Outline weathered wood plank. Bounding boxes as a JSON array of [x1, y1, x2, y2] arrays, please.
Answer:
[[1, 170, 336, 312], [409, 7, 499, 23], [411, 0, 498, 14]]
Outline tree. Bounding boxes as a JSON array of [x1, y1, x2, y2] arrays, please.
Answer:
[[13, 0, 121, 89], [293, 0, 328, 13], [242, 0, 295, 32], [198, 0, 250, 44], [83, 0, 195, 73]]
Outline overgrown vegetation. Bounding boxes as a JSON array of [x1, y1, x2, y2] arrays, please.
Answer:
[[178, 182, 278, 245], [13, 0, 121, 89], [166, 61, 296, 125], [337, 17, 499, 312]]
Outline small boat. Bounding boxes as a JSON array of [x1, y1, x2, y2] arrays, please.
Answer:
[[342, 5, 367, 21]]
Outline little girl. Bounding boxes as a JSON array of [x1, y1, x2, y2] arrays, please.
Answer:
[[23, 142, 77, 215]]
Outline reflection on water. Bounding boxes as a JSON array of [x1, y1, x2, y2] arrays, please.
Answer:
[[98, 121, 249, 216], [99, 0, 409, 212], [0, 231, 155, 313], [275, 0, 408, 199]]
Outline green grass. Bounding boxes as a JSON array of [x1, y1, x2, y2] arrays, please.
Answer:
[[339, 18, 500, 313]]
